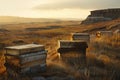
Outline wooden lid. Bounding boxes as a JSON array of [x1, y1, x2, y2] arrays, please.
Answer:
[[5, 44, 44, 50]]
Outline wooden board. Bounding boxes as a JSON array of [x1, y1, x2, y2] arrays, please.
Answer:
[[20, 47, 45, 55], [72, 33, 90, 42], [21, 63, 46, 73], [20, 54, 47, 64], [58, 40, 88, 48], [21, 60, 46, 68], [6, 49, 19, 56], [96, 31, 113, 37], [5, 58, 46, 68], [20, 50, 47, 57], [5, 44, 45, 55], [6, 63, 46, 74]]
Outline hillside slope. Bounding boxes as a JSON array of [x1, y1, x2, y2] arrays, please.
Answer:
[[81, 18, 120, 33]]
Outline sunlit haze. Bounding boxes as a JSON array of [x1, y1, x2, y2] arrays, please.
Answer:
[[0, 0, 120, 19]]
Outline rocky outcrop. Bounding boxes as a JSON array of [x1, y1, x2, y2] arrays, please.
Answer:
[[82, 8, 120, 24]]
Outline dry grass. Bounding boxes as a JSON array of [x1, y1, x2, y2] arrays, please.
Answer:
[[0, 21, 87, 80], [0, 19, 120, 80], [86, 33, 120, 80]]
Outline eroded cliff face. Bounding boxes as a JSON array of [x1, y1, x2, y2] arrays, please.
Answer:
[[82, 8, 120, 24]]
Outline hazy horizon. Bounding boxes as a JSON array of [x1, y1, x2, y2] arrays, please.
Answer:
[[0, 16, 84, 20], [0, 0, 120, 19]]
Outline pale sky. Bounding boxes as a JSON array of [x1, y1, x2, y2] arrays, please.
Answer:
[[0, 0, 120, 19]]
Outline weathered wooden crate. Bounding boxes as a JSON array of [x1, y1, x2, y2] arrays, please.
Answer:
[[71, 33, 90, 42], [96, 31, 113, 38], [5, 51, 47, 66], [5, 44, 45, 55], [4, 44, 47, 76], [58, 40, 88, 67]]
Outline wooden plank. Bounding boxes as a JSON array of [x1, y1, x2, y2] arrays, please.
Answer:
[[5, 44, 45, 55], [6, 49, 19, 56], [20, 47, 45, 55], [6, 63, 46, 74], [20, 63, 46, 73], [21, 59, 46, 68], [5, 44, 44, 50], [5, 57, 46, 68], [20, 54, 47, 64], [20, 50, 47, 57], [72, 33, 90, 42], [96, 31, 113, 37], [73, 37, 90, 40], [5, 50, 47, 58], [58, 40, 88, 48], [5, 62, 46, 75]]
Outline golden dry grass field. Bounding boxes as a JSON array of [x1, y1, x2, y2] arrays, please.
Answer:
[[0, 18, 120, 80]]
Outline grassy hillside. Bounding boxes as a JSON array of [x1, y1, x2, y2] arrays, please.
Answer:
[[81, 18, 120, 32]]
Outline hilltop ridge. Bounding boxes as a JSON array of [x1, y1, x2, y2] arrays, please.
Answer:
[[82, 8, 120, 24]]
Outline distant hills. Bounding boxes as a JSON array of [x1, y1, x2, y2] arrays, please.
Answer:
[[0, 16, 61, 24]]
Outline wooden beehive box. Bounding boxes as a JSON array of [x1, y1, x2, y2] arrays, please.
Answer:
[[71, 33, 90, 43], [5, 44, 47, 75], [96, 31, 113, 38], [58, 40, 88, 67]]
